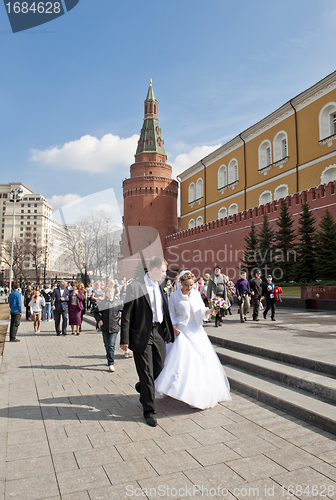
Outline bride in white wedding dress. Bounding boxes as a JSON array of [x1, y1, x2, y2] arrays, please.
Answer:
[[155, 271, 231, 409]]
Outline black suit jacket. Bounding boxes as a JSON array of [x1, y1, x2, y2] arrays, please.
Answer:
[[120, 277, 174, 353], [51, 287, 70, 312]]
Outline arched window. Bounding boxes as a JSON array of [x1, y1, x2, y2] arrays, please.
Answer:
[[259, 190, 272, 205], [188, 219, 195, 229], [196, 216, 203, 227], [321, 164, 336, 184], [218, 165, 227, 189], [319, 102, 336, 140], [274, 184, 289, 200], [218, 207, 227, 219], [273, 131, 288, 162], [228, 203, 238, 216], [188, 182, 195, 203], [228, 159, 238, 184], [196, 178, 203, 199], [259, 140, 272, 169]]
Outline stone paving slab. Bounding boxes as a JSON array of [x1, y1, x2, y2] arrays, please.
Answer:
[[0, 314, 336, 499]]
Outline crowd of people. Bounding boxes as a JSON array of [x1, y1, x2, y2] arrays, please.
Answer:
[[165, 265, 283, 325], [6, 261, 283, 427]]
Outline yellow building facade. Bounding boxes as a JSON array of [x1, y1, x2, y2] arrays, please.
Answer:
[[179, 71, 336, 231]]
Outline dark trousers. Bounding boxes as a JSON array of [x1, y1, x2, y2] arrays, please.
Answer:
[[265, 298, 276, 319], [25, 305, 30, 320], [133, 327, 166, 417], [252, 296, 261, 320], [10, 312, 21, 340], [54, 310, 68, 335]]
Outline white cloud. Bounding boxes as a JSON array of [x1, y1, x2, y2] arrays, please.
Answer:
[[171, 144, 222, 177], [30, 133, 139, 173], [52, 188, 122, 226], [47, 193, 82, 211]]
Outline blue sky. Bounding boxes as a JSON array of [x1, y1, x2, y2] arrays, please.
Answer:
[[1, 0, 336, 218]]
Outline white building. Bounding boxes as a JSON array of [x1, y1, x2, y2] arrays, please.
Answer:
[[0, 182, 78, 281]]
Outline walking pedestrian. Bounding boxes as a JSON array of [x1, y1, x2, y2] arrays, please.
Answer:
[[24, 285, 33, 321], [207, 265, 229, 327], [29, 290, 45, 333], [41, 285, 52, 321], [51, 281, 70, 336], [262, 275, 276, 321], [86, 282, 93, 310], [236, 271, 251, 323], [68, 282, 84, 335], [78, 282, 87, 332], [94, 286, 123, 372], [249, 270, 263, 321], [8, 282, 22, 342], [120, 256, 175, 427]]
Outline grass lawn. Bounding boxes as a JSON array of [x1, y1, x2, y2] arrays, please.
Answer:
[[281, 286, 301, 297]]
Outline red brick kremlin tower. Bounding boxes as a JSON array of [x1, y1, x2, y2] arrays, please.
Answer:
[[121, 80, 178, 261]]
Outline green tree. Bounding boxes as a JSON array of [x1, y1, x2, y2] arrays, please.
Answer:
[[275, 199, 297, 282], [258, 212, 275, 279], [241, 222, 259, 278], [296, 202, 317, 282], [315, 209, 336, 280]]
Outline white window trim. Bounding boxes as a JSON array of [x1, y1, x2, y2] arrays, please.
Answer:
[[228, 158, 239, 184], [319, 101, 336, 141], [274, 184, 289, 201], [196, 178, 203, 200], [188, 182, 195, 204], [218, 165, 227, 189], [258, 140, 272, 170], [228, 203, 238, 216], [259, 190, 273, 205], [188, 218, 195, 229], [273, 131, 288, 163], [196, 216, 203, 227], [321, 164, 336, 184], [218, 207, 227, 220]]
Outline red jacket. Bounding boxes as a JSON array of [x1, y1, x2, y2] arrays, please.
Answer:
[[274, 286, 283, 303]]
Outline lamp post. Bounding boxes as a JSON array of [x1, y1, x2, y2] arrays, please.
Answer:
[[9, 188, 23, 294]]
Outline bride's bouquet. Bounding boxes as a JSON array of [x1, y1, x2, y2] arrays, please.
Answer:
[[208, 297, 228, 320]]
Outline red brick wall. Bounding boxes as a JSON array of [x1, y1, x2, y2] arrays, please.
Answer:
[[165, 181, 336, 281]]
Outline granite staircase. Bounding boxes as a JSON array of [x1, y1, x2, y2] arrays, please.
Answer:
[[209, 335, 336, 435]]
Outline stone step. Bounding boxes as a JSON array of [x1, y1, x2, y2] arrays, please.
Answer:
[[208, 334, 336, 376], [214, 345, 336, 403], [222, 364, 336, 435]]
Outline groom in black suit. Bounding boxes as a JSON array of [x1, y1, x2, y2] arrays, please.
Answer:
[[120, 256, 174, 427]]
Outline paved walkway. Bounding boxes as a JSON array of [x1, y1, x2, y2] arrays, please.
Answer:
[[0, 312, 336, 500], [204, 306, 336, 366]]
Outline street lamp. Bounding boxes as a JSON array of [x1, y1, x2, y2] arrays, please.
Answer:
[[9, 188, 23, 294]]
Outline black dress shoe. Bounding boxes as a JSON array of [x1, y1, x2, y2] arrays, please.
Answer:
[[10, 338, 20, 342], [56, 333, 60, 336], [135, 382, 141, 393], [145, 415, 157, 427], [62, 333, 67, 335], [271, 318, 276, 321]]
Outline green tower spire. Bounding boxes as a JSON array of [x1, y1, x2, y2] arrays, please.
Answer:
[[135, 79, 166, 157]]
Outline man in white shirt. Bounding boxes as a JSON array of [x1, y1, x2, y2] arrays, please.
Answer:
[[120, 257, 174, 427]]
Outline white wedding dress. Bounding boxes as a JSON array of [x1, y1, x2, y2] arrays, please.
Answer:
[[155, 288, 231, 409]]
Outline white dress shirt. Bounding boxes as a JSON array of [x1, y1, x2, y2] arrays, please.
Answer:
[[144, 273, 164, 324]]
